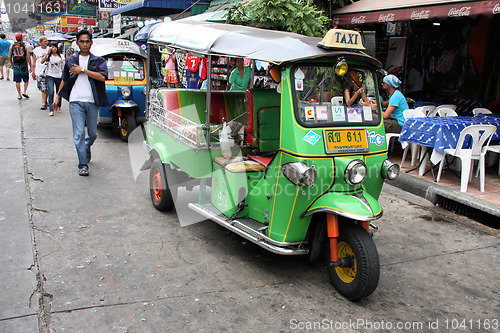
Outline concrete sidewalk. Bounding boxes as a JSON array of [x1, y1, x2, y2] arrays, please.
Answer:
[[0, 79, 39, 331], [389, 150, 500, 229]]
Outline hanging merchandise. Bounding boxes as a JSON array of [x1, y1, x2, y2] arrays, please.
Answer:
[[200, 57, 208, 80], [176, 51, 188, 88], [435, 49, 457, 74], [385, 37, 406, 74], [186, 53, 201, 89], [186, 53, 201, 72]]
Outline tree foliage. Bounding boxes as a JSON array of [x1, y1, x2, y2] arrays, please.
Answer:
[[225, 0, 329, 37], [313, 0, 358, 18]]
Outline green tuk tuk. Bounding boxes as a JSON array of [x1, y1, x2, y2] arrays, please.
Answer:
[[144, 21, 399, 301]]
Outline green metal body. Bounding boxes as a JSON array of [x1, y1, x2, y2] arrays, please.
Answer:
[[146, 58, 389, 244]]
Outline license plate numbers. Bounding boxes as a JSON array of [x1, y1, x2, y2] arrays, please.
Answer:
[[324, 129, 369, 154], [114, 76, 134, 84]]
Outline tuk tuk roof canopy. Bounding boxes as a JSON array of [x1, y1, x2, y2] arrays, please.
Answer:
[[91, 38, 146, 58], [148, 21, 381, 66]]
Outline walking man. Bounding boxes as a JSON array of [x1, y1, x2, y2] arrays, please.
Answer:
[[9, 33, 32, 100], [33, 36, 49, 109], [0, 33, 11, 80], [53, 29, 109, 176]]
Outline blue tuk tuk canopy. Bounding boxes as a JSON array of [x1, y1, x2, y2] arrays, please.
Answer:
[[111, 0, 191, 17], [147, 21, 382, 66]]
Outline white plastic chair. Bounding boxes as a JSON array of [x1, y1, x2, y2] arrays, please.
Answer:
[[483, 145, 500, 175], [400, 109, 426, 167], [437, 108, 458, 117], [472, 108, 492, 115], [386, 133, 400, 153], [331, 96, 343, 106], [436, 124, 497, 192], [416, 105, 437, 116], [436, 104, 457, 111]]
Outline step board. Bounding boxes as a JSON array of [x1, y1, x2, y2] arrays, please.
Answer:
[[188, 203, 309, 256]]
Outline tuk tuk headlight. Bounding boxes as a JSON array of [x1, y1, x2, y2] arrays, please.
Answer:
[[335, 58, 348, 76], [143, 87, 147, 95], [344, 160, 367, 185], [282, 162, 317, 187], [381, 159, 400, 180], [121, 86, 132, 98]]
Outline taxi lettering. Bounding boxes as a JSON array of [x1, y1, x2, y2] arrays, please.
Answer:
[[334, 32, 359, 45]]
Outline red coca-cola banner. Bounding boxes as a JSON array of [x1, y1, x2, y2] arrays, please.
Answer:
[[333, 1, 500, 25]]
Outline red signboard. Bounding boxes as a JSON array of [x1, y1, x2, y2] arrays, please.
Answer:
[[333, 0, 500, 25], [61, 14, 97, 27], [60, 26, 79, 33]]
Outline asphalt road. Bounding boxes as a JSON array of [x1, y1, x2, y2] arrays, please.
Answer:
[[1, 80, 499, 333]]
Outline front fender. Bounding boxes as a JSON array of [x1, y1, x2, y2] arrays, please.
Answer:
[[303, 191, 383, 221], [112, 100, 138, 108]]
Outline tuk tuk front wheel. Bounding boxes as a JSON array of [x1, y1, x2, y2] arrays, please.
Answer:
[[149, 159, 175, 211], [119, 112, 137, 142], [327, 223, 380, 301]]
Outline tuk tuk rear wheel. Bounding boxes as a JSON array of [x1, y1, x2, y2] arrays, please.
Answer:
[[149, 159, 175, 211], [327, 223, 380, 301], [119, 112, 137, 142]]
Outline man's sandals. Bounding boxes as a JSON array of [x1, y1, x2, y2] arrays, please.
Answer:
[[79, 167, 89, 176]]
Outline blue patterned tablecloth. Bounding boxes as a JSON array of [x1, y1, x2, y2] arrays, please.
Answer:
[[399, 116, 500, 154]]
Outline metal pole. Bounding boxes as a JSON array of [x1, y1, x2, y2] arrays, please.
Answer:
[[146, 43, 151, 117], [205, 55, 212, 149], [199, 54, 213, 205]]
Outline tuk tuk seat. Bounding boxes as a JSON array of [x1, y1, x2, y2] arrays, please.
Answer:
[[248, 155, 272, 167], [213, 156, 265, 172], [245, 89, 281, 152]]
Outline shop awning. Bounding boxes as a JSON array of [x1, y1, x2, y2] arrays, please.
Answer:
[[332, 0, 500, 25], [111, 0, 191, 17]]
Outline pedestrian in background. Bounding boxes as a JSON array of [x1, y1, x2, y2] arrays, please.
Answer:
[[53, 29, 109, 176], [32, 36, 49, 110], [0, 33, 12, 80], [41, 42, 65, 116], [9, 33, 31, 100]]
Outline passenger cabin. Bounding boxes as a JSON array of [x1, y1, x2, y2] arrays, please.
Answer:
[[153, 87, 281, 165]]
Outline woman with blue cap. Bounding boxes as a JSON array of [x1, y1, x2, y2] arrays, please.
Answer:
[[372, 74, 408, 133]]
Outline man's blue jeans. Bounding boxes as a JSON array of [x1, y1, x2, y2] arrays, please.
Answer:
[[69, 101, 98, 169]]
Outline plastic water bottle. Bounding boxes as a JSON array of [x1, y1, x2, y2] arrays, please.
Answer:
[[220, 122, 232, 159]]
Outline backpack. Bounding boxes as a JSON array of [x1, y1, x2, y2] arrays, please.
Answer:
[[12, 42, 26, 62]]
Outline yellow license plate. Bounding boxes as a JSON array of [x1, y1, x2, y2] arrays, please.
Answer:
[[324, 129, 369, 154], [114, 76, 134, 84]]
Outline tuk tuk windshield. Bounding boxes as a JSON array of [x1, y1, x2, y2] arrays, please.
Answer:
[[105, 56, 145, 81], [293, 64, 381, 127]]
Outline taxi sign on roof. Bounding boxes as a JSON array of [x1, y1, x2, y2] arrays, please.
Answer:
[[318, 29, 365, 50], [114, 39, 132, 50]]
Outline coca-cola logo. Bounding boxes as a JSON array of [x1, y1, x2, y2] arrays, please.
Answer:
[[410, 10, 430, 20], [351, 16, 366, 24], [448, 6, 471, 17], [378, 13, 395, 22], [493, 4, 500, 14]]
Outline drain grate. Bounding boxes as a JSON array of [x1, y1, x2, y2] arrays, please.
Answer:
[[435, 195, 500, 229]]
